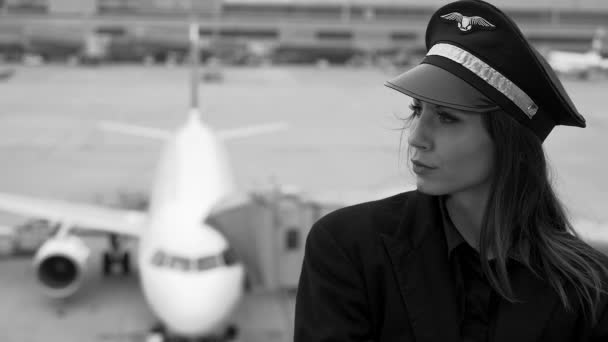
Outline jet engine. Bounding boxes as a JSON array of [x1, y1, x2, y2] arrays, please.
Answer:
[[33, 235, 90, 298]]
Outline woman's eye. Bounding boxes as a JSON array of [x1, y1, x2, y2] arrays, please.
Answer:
[[409, 104, 422, 117], [437, 112, 457, 123]]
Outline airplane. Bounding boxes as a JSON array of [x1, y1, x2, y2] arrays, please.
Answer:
[[0, 20, 293, 342], [546, 27, 608, 79]]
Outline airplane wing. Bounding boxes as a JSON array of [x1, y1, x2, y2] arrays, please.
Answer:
[[0, 192, 146, 238], [99, 120, 289, 142], [98, 120, 171, 140], [216, 122, 290, 141]]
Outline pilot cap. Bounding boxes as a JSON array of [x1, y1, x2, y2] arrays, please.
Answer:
[[385, 0, 586, 142]]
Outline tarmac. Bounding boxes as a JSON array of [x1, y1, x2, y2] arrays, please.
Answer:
[[0, 237, 296, 342]]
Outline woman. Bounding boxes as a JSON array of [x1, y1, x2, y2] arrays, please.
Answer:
[[294, 1, 608, 341]]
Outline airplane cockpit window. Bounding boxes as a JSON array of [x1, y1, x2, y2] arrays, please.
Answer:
[[195, 255, 220, 271], [222, 247, 238, 266]]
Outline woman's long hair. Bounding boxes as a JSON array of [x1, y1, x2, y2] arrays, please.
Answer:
[[480, 110, 608, 322], [400, 108, 608, 322]]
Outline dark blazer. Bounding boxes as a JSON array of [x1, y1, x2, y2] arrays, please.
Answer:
[[294, 190, 608, 342]]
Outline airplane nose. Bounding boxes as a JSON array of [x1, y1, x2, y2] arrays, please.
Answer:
[[141, 263, 245, 337]]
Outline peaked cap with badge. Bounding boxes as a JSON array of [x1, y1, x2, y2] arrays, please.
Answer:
[[385, 0, 585, 142]]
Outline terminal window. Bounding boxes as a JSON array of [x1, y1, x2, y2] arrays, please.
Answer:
[[316, 31, 353, 41], [285, 228, 300, 251]]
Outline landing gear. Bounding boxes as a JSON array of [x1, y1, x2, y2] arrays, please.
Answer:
[[223, 325, 239, 341], [102, 251, 130, 275], [145, 323, 166, 342], [145, 323, 239, 342], [102, 234, 130, 276]]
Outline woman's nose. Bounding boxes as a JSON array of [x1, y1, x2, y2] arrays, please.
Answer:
[[407, 114, 432, 151]]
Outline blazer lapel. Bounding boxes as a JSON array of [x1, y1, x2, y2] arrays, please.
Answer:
[[492, 263, 559, 342], [380, 192, 460, 342]]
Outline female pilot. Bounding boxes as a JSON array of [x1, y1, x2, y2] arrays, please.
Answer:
[[294, 0, 608, 341]]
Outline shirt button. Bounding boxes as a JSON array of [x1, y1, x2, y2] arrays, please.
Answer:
[[410, 318, 418, 328]]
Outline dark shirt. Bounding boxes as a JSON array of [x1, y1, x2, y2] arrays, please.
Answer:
[[439, 197, 497, 342]]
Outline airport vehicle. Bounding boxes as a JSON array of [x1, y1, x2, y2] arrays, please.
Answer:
[[0, 21, 291, 342], [0, 66, 15, 81], [546, 28, 608, 79]]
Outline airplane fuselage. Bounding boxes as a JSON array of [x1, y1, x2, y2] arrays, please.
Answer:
[[138, 110, 245, 337]]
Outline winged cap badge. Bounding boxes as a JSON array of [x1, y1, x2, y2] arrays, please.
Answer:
[[440, 12, 496, 32]]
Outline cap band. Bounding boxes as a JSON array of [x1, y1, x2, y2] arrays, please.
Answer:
[[427, 43, 538, 118]]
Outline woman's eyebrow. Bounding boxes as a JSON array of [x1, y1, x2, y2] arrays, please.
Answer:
[[436, 105, 465, 115], [415, 101, 468, 116]]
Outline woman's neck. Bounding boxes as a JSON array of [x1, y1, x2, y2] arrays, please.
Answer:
[[444, 184, 491, 251]]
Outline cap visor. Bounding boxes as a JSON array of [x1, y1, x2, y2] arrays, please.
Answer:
[[385, 63, 499, 112]]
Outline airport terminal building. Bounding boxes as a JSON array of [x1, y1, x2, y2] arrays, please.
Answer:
[[1, 0, 608, 63]]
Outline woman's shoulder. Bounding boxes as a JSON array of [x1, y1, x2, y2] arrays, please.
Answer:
[[308, 190, 419, 249]]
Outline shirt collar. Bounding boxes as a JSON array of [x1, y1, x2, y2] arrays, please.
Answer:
[[439, 195, 467, 258], [439, 195, 526, 263]]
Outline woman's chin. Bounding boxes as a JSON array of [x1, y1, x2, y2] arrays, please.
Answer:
[[415, 179, 448, 196]]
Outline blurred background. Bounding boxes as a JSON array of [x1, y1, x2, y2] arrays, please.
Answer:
[[1, 0, 608, 341], [1, 0, 607, 67]]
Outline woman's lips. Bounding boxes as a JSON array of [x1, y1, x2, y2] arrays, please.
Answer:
[[411, 160, 437, 175]]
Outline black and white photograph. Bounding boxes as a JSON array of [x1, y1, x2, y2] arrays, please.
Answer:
[[1, 0, 608, 341]]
